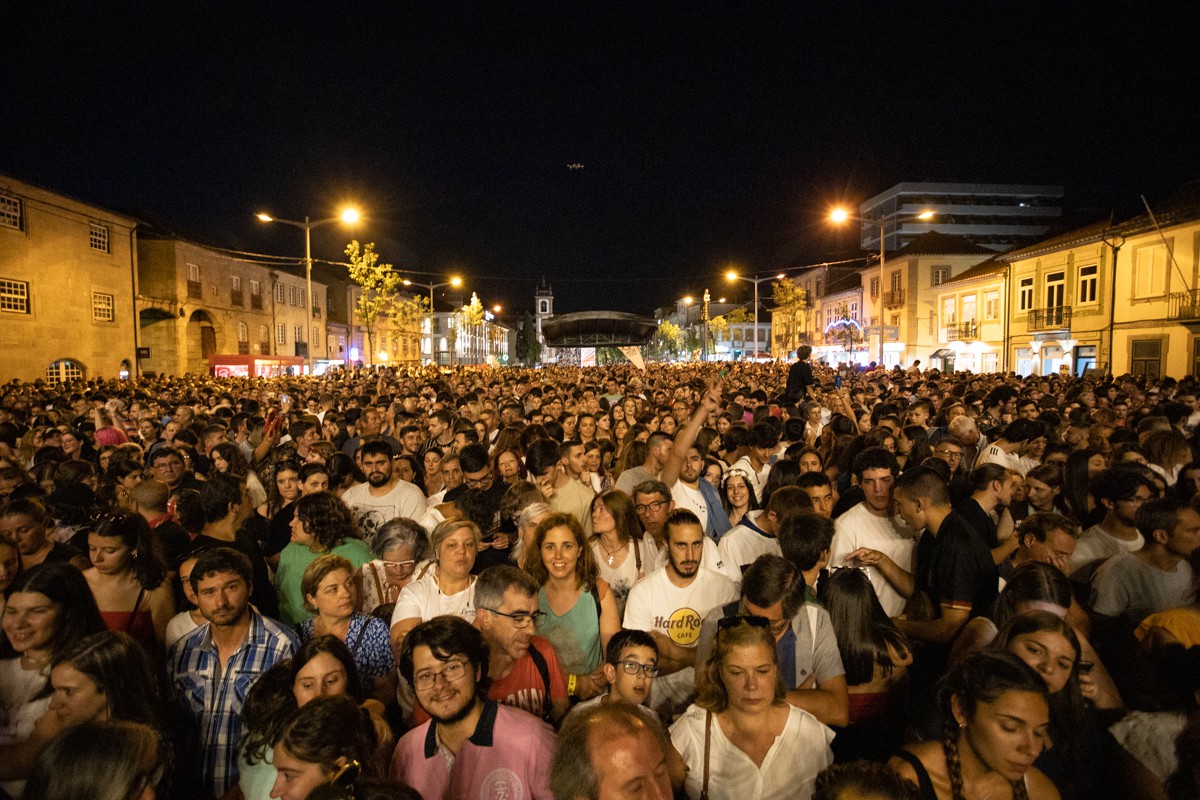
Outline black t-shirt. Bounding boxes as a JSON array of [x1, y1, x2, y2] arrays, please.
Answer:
[[785, 360, 814, 403], [266, 503, 297, 557], [952, 497, 999, 549], [152, 520, 192, 567], [914, 510, 998, 620]]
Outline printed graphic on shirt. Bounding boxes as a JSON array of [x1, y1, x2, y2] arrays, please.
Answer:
[[657, 607, 702, 645], [481, 767, 524, 800]]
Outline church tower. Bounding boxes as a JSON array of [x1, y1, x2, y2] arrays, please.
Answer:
[[534, 280, 556, 365]]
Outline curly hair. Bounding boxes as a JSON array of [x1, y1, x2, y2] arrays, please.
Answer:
[[293, 492, 360, 552]]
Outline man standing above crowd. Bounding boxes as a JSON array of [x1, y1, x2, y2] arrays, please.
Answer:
[[785, 345, 815, 403], [340, 440, 427, 543], [170, 548, 298, 798]]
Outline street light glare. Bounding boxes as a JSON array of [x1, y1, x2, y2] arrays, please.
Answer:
[[340, 207, 361, 224], [450, 276, 463, 287], [725, 271, 738, 281], [402, 279, 412, 286], [255, 213, 273, 222], [917, 210, 935, 220], [829, 208, 849, 224], [493, 304, 502, 313], [683, 296, 693, 305], [776, 273, 786, 280]]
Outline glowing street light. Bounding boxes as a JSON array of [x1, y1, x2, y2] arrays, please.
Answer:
[[256, 206, 362, 373], [829, 206, 934, 366], [402, 276, 464, 365], [725, 271, 787, 361]]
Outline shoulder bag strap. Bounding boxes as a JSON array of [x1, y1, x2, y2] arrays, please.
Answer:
[[369, 562, 387, 606], [125, 587, 147, 633], [347, 616, 369, 654], [700, 709, 712, 800], [633, 536, 643, 574]]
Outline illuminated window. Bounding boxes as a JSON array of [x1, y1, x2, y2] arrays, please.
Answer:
[[91, 292, 115, 322], [276, 323, 287, 344], [312, 326, 320, 348], [931, 266, 949, 286], [1078, 265, 1098, 304], [984, 290, 1000, 319], [45, 360, 84, 384], [0, 195, 22, 230], [0, 278, 30, 313], [294, 324, 303, 342], [1018, 277, 1034, 311], [89, 222, 110, 253], [237, 322, 249, 342], [276, 283, 286, 304]]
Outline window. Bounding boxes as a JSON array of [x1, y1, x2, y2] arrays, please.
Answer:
[[890, 271, 902, 292], [870, 277, 880, 297], [288, 286, 297, 306], [1130, 339, 1163, 377], [186, 263, 201, 299], [294, 324, 304, 342], [91, 292, 114, 322], [276, 323, 287, 344], [849, 301, 858, 320], [187, 263, 200, 281], [1045, 271, 1065, 309], [312, 326, 320, 348], [45, 360, 84, 384], [1133, 245, 1168, 298], [984, 290, 1000, 320], [88, 222, 109, 253], [259, 325, 269, 346], [539, 300, 549, 314], [230, 275, 243, 306], [250, 279, 260, 296], [0, 278, 30, 313], [931, 266, 949, 286], [1078, 265, 1098, 305], [237, 322, 249, 342], [942, 297, 956, 326], [0, 195, 22, 230], [1018, 277, 1034, 311], [961, 294, 977, 322], [298, 288, 305, 308], [276, 283, 286, 304]]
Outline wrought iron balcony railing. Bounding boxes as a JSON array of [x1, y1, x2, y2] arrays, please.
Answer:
[[1027, 306, 1071, 331]]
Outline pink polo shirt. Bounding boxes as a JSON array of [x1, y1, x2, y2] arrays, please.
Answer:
[[391, 701, 556, 800]]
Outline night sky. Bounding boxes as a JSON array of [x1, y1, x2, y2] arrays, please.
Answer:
[[3, 3, 1198, 316]]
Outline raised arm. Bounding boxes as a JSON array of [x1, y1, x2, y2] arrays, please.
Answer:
[[660, 382, 722, 488]]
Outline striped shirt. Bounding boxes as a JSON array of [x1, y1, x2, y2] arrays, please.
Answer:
[[169, 609, 298, 797]]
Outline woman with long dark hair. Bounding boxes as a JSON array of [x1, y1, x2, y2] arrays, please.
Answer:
[[898, 426, 934, 472], [589, 490, 656, 616], [270, 695, 379, 800], [821, 566, 913, 761], [84, 510, 174, 651], [889, 651, 1059, 800]]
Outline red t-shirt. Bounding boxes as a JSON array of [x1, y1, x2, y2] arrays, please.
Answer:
[[411, 635, 567, 724]]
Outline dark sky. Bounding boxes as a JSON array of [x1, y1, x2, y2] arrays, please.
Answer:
[[3, 2, 1198, 315]]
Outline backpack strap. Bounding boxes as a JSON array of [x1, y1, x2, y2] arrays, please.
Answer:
[[590, 583, 601, 618], [527, 640, 554, 723]]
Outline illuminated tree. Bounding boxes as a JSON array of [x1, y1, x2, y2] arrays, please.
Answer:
[[345, 240, 425, 364]]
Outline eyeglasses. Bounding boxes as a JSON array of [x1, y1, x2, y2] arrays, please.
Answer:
[[413, 659, 469, 691], [616, 660, 659, 677], [382, 559, 416, 575], [634, 500, 668, 514], [483, 608, 543, 628], [934, 450, 963, 461], [464, 473, 493, 488]]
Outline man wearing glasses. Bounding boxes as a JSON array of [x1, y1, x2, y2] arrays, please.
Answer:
[[474, 565, 570, 725], [393, 615, 555, 800]]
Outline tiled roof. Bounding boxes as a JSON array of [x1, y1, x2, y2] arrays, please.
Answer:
[[892, 231, 995, 256], [939, 256, 1008, 286], [1002, 219, 1113, 260]]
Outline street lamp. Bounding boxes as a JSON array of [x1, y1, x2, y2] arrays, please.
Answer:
[[255, 207, 361, 374], [402, 276, 463, 365], [725, 271, 785, 362], [829, 207, 934, 367]]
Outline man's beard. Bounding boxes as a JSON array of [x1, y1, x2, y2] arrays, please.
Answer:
[[430, 693, 478, 725], [367, 471, 390, 487]]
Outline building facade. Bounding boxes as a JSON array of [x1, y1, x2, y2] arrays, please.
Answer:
[[931, 258, 1008, 374], [137, 233, 327, 376], [859, 182, 1064, 253], [0, 175, 138, 382]]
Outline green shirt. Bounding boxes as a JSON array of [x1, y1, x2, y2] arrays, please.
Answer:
[[275, 539, 373, 625]]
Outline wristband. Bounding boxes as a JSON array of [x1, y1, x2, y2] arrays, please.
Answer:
[[567, 674, 578, 696]]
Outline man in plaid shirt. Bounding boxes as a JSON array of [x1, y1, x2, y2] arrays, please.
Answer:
[[169, 547, 298, 798]]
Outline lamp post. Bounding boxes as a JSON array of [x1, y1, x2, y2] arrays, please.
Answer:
[[725, 271, 785, 362], [256, 207, 361, 374], [829, 207, 934, 368], [702, 289, 711, 362], [402, 276, 463, 365]]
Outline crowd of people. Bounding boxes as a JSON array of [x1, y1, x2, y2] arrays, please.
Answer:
[[0, 350, 1198, 800]]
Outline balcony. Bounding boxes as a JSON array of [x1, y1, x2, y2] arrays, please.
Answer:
[[1168, 289, 1200, 321], [943, 321, 979, 341], [1028, 306, 1071, 331], [237, 341, 250, 354], [186, 280, 202, 299], [312, 306, 322, 320], [231, 289, 244, 307], [883, 289, 905, 308], [294, 342, 309, 357], [250, 294, 263, 310], [259, 341, 271, 355]]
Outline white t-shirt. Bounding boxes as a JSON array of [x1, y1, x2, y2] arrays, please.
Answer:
[[976, 443, 1025, 475], [341, 479, 428, 544], [593, 532, 660, 618], [390, 569, 477, 626], [671, 482, 710, 531], [165, 610, 202, 650], [653, 536, 742, 586], [717, 511, 782, 575], [1071, 523, 1145, 587], [671, 703, 834, 800], [830, 503, 918, 618], [624, 567, 738, 719], [730, 456, 770, 504]]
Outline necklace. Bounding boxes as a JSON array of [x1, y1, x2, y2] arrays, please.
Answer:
[[598, 537, 623, 566], [20, 651, 51, 671]]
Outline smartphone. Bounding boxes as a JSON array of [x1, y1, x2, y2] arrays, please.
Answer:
[[1076, 660, 1095, 675], [834, 375, 843, 389], [280, 394, 290, 404]]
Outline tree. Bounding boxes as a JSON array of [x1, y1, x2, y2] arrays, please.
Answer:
[[516, 311, 542, 366], [345, 240, 423, 365], [770, 277, 808, 357]]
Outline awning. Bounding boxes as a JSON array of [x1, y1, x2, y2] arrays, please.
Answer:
[[931, 348, 954, 359]]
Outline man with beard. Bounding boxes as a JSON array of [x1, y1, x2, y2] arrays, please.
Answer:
[[623, 509, 738, 719], [659, 383, 732, 542], [392, 615, 556, 800], [340, 440, 426, 545], [169, 547, 298, 798], [475, 565, 570, 724], [1070, 466, 1156, 593]]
